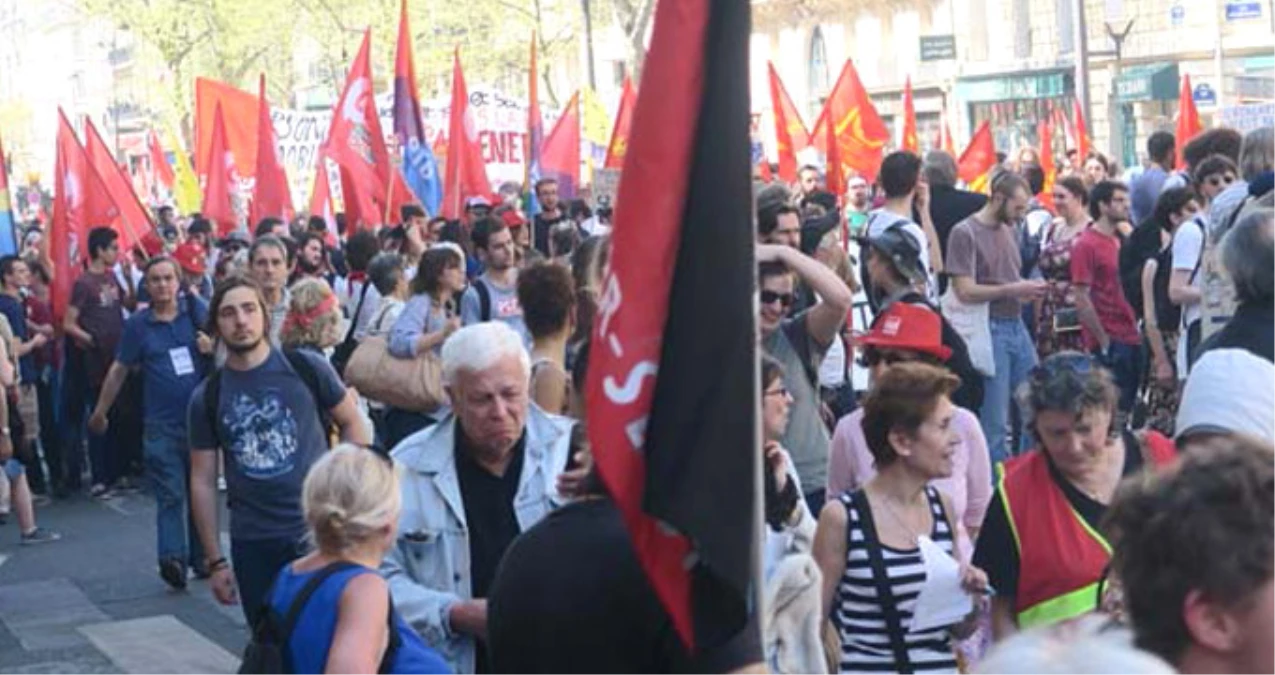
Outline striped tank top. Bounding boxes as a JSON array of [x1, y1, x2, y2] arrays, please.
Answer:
[[834, 487, 959, 674]]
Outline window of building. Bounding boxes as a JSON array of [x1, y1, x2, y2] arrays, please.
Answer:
[[808, 26, 829, 118]]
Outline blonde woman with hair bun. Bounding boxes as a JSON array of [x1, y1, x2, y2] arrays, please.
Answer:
[[261, 445, 449, 673]]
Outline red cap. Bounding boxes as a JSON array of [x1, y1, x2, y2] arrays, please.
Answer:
[[500, 209, 526, 228], [172, 242, 207, 275], [856, 302, 952, 362], [139, 230, 165, 257]]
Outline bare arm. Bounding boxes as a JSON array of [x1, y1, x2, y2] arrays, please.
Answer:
[[331, 390, 373, 446], [326, 574, 391, 674], [190, 450, 222, 564], [761, 245, 853, 347], [0, 334, 14, 388], [1072, 285, 1109, 351], [813, 500, 849, 619], [919, 206, 943, 275], [1168, 268, 1201, 306], [530, 366, 568, 416], [1142, 261, 1170, 367], [62, 305, 94, 347], [90, 361, 132, 421], [951, 275, 1011, 304]]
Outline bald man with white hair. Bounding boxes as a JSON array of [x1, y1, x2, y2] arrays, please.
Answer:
[[382, 322, 575, 674]]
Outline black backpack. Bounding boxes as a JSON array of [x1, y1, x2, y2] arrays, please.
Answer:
[[203, 349, 333, 449], [238, 562, 401, 674]]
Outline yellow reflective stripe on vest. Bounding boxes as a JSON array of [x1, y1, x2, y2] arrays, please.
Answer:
[[1017, 582, 1101, 629]]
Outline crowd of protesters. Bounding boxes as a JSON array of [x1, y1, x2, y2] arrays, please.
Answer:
[[0, 113, 1270, 675]]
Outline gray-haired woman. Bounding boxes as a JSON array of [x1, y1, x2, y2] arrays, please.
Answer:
[[972, 352, 1177, 643]]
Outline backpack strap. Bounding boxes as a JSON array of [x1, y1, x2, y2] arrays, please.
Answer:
[[848, 489, 914, 674], [278, 561, 359, 638], [281, 349, 333, 436], [378, 598, 403, 674], [203, 369, 223, 450], [343, 281, 372, 344], [1189, 216, 1207, 286], [474, 278, 492, 322]]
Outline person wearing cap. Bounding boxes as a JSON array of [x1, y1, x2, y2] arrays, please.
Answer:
[[1175, 348, 1274, 445], [865, 225, 984, 413], [532, 178, 570, 257], [173, 241, 213, 302], [827, 302, 991, 547], [971, 351, 1177, 642], [864, 151, 942, 305], [758, 243, 853, 515], [88, 255, 213, 589], [464, 195, 492, 223]]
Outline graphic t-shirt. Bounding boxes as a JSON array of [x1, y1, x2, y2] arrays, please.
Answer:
[[187, 349, 346, 541], [459, 273, 530, 345], [70, 270, 125, 386]]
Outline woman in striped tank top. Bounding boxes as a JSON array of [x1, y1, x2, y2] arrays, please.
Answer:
[[813, 363, 990, 673]]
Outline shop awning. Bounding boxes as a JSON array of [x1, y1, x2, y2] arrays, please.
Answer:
[[1115, 62, 1180, 103]]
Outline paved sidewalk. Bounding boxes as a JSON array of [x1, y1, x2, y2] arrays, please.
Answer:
[[0, 490, 245, 674]]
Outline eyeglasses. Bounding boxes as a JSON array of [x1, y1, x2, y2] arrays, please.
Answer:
[[1031, 352, 1095, 383], [760, 290, 795, 307], [763, 386, 789, 399]]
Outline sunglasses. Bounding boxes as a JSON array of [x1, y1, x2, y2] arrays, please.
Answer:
[[760, 290, 795, 308]]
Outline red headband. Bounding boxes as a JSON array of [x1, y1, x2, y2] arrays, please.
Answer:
[[281, 293, 339, 335]]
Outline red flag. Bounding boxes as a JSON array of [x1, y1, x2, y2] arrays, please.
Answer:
[[83, 116, 149, 250], [1175, 74, 1202, 170], [1038, 121, 1056, 212], [202, 103, 238, 236], [541, 90, 581, 199], [587, 0, 756, 651], [442, 50, 491, 218], [50, 109, 120, 322], [386, 170, 415, 223], [957, 120, 997, 193], [603, 77, 636, 169], [811, 59, 890, 183], [324, 30, 393, 229], [824, 96, 845, 200], [250, 74, 294, 225], [757, 158, 773, 182], [148, 130, 175, 191], [1072, 98, 1091, 162], [766, 63, 810, 183], [901, 76, 919, 153], [195, 77, 258, 180], [309, 157, 334, 231]]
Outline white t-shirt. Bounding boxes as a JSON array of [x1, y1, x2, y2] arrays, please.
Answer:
[[1170, 216, 1206, 329], [818, 336, 847, 388], [867, 209, 936, 302], [333, 276, 382, 340]]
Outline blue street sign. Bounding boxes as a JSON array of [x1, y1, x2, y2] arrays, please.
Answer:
[[1194, 83, 1218, 104], [1225, 1, 1262, 21], [1170, 4, 1185, 25]]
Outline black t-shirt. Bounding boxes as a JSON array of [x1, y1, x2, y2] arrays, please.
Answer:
[[973, 431, 1145, 598], [533, 212, 570, 256], [455, 429, 526, 674], [487, 498, 762, 674]]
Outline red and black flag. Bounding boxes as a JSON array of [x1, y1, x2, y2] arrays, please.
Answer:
[[585, 0, 758, 654]]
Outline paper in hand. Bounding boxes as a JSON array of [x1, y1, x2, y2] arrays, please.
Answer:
[[908, 534, 972, 633]]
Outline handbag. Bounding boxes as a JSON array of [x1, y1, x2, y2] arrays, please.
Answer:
[[1052, 307, 1081, 334], [342, 336, 448, 413], [940, 288, 995, 377]]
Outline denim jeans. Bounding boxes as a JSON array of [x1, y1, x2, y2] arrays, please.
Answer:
[[143, 422, 203, 568], [1101, 342, 1144, 417], [980, 316, 1039, 472], [231, 535, 309, 626]]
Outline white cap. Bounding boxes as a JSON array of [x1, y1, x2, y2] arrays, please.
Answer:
[[1176, 348, 1275, 443]]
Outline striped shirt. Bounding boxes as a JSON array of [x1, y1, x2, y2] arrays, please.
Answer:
[[834, 488, 959, 673]]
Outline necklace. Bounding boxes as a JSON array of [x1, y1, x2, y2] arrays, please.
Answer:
[[873, 488, 930, 543]]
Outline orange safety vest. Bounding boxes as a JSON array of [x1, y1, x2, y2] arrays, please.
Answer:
[[997, 432, 1176, 629]]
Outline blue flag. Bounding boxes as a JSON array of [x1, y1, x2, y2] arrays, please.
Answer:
[[392, 0, 442, 217]]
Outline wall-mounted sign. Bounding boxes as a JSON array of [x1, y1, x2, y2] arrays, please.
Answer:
[[1226, 1, 1262, 21], [1170, 4, 1186, 25], [1194, 83, 1218, 105], [919, 35, 957, 62]]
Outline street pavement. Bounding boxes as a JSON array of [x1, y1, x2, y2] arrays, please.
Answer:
[[0, 489, 246, 674]]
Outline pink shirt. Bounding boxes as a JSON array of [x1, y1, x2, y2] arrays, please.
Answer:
[[826, 406, 992, 560]]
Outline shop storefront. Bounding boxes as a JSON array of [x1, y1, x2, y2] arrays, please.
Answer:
[[955, 69, 1075, 152], [1113, 62, 1180, 169]]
